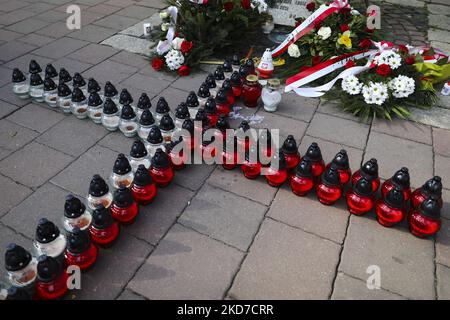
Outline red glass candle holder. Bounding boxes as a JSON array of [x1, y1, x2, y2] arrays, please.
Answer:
[[242, 75, 262, 108], [242, 161, 262, 179], [375, 187, 406, 227], [408, 195, 441, 238], [35, 255, 68, 300], [89, 205, 120, 247], [265, 152, 288, 187], [65, 228, 98, 271], [381, 167, 411, 201], [316, 166, 342, 205], [411, 176, 443, 209], [181, 119, 197, 152], [111, 186, 139, 224], [167, 140, 187, 171], [222, 80, 235, 105], [200, 140, 217, 163], [325, 149, 351, 185], [351, 158, 379, 192], [230, 71, 242, 97], [345, 178, 375, 215], [149, 148, 174, 187], [290, 159, 315, 196], [303, 142, 325, 178], [281, 135, 300, 171]]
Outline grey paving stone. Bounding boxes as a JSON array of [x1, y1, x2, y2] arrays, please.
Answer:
[[254, 111, 308, 141], [0, 119, 39, 160], [436, 218, 450, 267], [17, 33, 55, 46], [93, 14, 140, 30], [431, 41, 450, 56], [331, 272, 406, 300], [372, 118, 432, 145], [37, 116, 108, 157], [0, 84, 32, 107], [88, 3, 123, 15], [173, 164, 216, 191], [34, 10, 67, 23], [103, 0, 137, 7], [1, 182, 67, 238], [229, 219, 340, 299], [0, 101, 19, 119], [69, 233, 153, 300], [299, 135, 364, 172], [35, 21, 74, 39], [268, 187, 349, 243], [140, 62, 178, 82], [117, 289, 146, 300], [125, 184, 194, 245], [101, 34, 153, 55], [437, 264, 450, 300], [0, 174, 33, 218], [433, 127, 450, 157], [228, 103, 259, 128], [115, 5, 157, 19], [32, 37, 89, 59], [1, 0, 30, 13], [170, 72, 207, 92], [68, 24, 118, 43], [120, 73, 171, 95], [97, 130, 134, 155], [68, 43, 118, 65], [428, 28, 450, 42], [317, 101, 370, 124], [434, 155, 450, 191], [111, 51, 149, 69], [153, 86, 189, 111], [179, 183, 266, 251], [442, 189, 450, 220], [82, 59, 138, 84], [51, 57, 93, 74], [0, 40, 36, 62], [128, 223, 244, 299], [206, 166, 277, 206], [307, 113, 370, 149], [0, 141, 74, 188], [24, 2, 57, 14], [5, 18, 50, 34], [138, 0, 168, 9], [80, 11, 106, 26], [119, 13, 161, 37], [0, 29, 23, 42], [339, 216, 435, 299], [7, 103, 65, 133], [0, 10, 35, 26], [51, 144, 118, 197], [429, 14, 450, 31], [3, 53, 53, 72], [272, 93, 318, 123], [365, 132, 434, 188]]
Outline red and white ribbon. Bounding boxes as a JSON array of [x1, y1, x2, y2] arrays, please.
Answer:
[[271, 0, 349, 58]]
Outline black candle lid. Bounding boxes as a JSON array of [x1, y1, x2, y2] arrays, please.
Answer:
[[204, 97, 217, 114], [245, 145, 259, 162], [113, 186, 135, 208], [89, 174, 109, 197], [353, 177, 373, 197], [270, 150, 286, 170], [59, 68, 72, 84], [238, 120, 250, 132], [6, 286, 31, 300], [182, 118, 194, 135], [64, 194, 86, 218], [197, 83, 211, 98], [156, 97, 170, 114], [88, 92, 103, 107], [231, 54, 240, 66], [222, 79, 232, 93], [58, 83, 72, 97], [186, 91, 199, 108], [245, 59, 255, 70], [205, 74, 216, 89], [385, 186, 405, 208], [72, 73, 86, 88], [113, 153, 132, 175], [67, 228, 91, 254], [195, 108, 209, 128], [104, 81, 118, 97], [230, 71, 241, 85], [223, 59, 233, 72], [137, 93, 151, 110], [29, 59, 42, 74], [45, 64, 58, 79], [35, 218, 60, 244], [103, 98, 118, 114], [133, 164, 153, 186], [295, 158, 313, 178], [119, 88, 133, 105], [4, 243, 32, 272], [361, 158, 378, 179], [44, 77, 57, 91], [175, 102, 190, 119], [12, 68, 26, 83], [87, 78, 101, 94], [139, 109, 155, 126], [214, 66, 225, 81], [130, 140, 148, 158], [216, 114, 230, 132], [30, 73, 43, 86], [391, 167, 410, 189], [147, 126, 163, 144], [304, 142, 323, 162], [321, 165, 341, 187], [71, 87, 86, 102], [419, 195, 441, 219], [215, 89, 228, 103], [159, 114, 175, 131], [37, 255, 61, 283], [331, 149, 349, 170], [120, 104, 136, 120], [422, 176, 442, 197], [281, 135, 298, 154], [92, 205, 114, 229], [239, 64, 248, 77], [151, 148, 170, 169]]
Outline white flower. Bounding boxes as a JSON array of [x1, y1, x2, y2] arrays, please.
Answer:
[[351, 9, 360, 15], [287, 43, 301, 58], [374, 50, 402, 69], [362, 82, 388, 105], [388, 75, 415, 98], [156, 40, 171, 55], [317, 27, 332, 40], [161, 23, 169, 32], [171, 37, 185, 50], [165, 49, 185, 70], [341, 75, 363, 95], [159, 11, 169, 19]]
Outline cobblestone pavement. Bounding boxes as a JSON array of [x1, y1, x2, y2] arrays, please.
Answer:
[[0, 0, 449, 300]]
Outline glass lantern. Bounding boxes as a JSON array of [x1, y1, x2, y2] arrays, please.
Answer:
[[87, 92, 103, 124], [101, 98, 120, 131], [119, 104, 138, 137], [70, 87, 88, 119], [11, 68, 30, 99], [43, 78, 58, 108]]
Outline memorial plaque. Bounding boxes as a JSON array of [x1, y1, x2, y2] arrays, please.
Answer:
[[269, 0, 310, 26]]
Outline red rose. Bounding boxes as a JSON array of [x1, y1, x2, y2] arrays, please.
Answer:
[[180, 40, 193, 54], [376, 64, 391, 76], [312, 56, 322, 65], [405, 55, 416, 65], [151, 57, 164, 71], [345, 60, 355, 69], [359, 38, 372, 48], [178, 65, 190, 76], [340, 24, 349, 32], [224, 1, 234, 11], [398, 44, 409, 54], [241, 0, 251, 9], [299, 66, 309, 72], [306, 1, 315, 12], [339, 7, 351, 16], [313, 20, 321, 30]]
